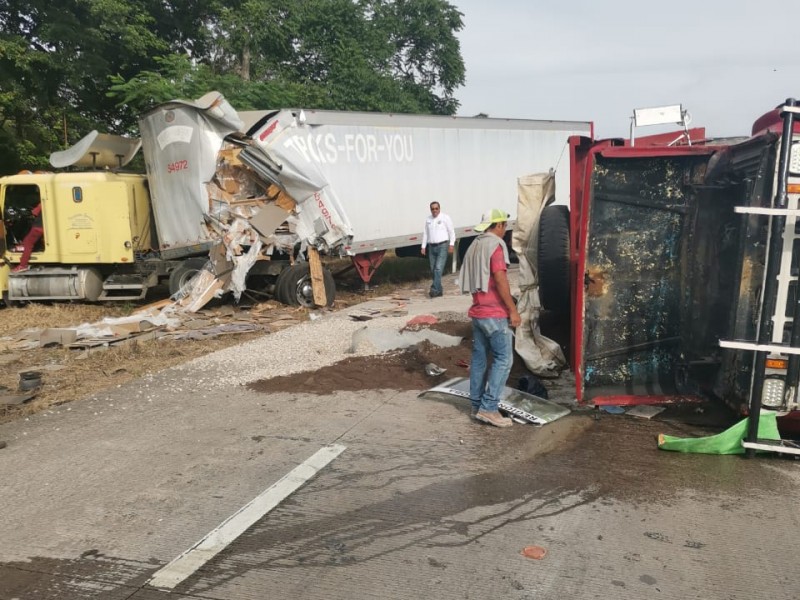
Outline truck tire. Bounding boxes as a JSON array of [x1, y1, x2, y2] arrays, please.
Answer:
[[395, 245, 422, 258], [538, 205, 570, 312], [276, 263, 335, 307], [169, 258, 209, 297]]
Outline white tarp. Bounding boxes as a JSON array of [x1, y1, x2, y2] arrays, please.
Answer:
[[512, 172, 568, 377]]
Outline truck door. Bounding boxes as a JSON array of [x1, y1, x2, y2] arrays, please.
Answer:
[[577, 148, 716, 403], [3, 183, 45, 257]]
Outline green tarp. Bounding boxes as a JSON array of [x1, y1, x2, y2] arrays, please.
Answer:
[[658, 411, 781, 455]]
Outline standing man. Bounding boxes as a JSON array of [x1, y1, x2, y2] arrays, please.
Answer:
[[421, 202, 455, 298], [12, 202, 43, 273], [459, 209, 521, 427]]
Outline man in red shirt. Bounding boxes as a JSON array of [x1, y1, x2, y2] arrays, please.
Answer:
[[459, 209, 521, 427], [12, 203, 43, 273]]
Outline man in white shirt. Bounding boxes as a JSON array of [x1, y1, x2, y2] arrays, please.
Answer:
[[421, 202, 455, 298]]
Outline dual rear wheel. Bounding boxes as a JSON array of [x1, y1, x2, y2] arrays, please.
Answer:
[[274, 263, 335, 308]]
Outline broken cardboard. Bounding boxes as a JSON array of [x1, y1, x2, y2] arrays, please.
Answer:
[[39, 328, 79, 347]]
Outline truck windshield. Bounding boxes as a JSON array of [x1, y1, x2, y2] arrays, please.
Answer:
[[3, 184, 42, 247]]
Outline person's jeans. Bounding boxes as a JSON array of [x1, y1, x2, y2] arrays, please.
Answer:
[[469, 317, 513, 413], [427, 243, 448, 296], [18, 226, 44, 268]]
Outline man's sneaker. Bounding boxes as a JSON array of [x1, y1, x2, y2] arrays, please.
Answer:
[[470, 407, 479, 420], [11, 265, 28, 273], [475, 410, 513, 428]]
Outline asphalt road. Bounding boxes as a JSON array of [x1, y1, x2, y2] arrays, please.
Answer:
[[1, 274, 799, 600]]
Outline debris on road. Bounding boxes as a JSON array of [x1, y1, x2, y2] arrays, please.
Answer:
[[627, 405, 666, 419], [424, 363, 447, 376], [521, 545, 547, 560]]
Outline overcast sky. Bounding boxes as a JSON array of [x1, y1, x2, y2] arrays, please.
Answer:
[[451, 1, 800, 139]]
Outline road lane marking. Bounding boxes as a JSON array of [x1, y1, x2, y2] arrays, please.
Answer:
[[148, 443, 347, 590]]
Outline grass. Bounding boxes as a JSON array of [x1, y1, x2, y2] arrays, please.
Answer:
[[0, 255, 434, 425]]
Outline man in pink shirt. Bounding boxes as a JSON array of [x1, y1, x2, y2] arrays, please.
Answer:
[[459, 209, 521, 427]]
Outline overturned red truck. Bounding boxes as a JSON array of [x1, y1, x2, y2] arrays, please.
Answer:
[[549, 99, 800, 439]]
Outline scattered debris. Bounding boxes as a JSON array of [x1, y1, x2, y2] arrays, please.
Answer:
[[599, 405, 626, 415], [517, 374, 549, 399], [0, 390, 36, 406], [627, 405, 666, 419], [349, 302, 408, 321], [402, 314, 439, 331], [18, 371, 42, 392], [521, 545, 547, 560], [424, 363, 447, 376]]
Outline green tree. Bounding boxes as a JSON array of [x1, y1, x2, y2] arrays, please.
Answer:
[[0, 0, 465, 173]]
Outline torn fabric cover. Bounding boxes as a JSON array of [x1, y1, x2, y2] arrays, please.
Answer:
[[512, 172, 568, 377]]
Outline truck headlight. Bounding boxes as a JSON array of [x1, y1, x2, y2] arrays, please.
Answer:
[[762, 377, 785, 408]]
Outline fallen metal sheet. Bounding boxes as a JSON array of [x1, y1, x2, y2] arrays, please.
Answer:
[[419, 377, 571, 425]]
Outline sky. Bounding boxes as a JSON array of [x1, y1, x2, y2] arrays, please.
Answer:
[[451, 0, 800, 139]]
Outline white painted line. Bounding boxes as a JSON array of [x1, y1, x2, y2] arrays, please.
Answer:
[[734, 206, 800, 216], [148, 443, 346, 590], [719, 340, 800, 355]]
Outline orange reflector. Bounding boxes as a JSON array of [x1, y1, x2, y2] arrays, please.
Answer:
[[766, 358, 788, 369], [788, 183, 800, 194]]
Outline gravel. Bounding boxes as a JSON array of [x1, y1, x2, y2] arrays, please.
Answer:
[[183, 306, 467, 388]]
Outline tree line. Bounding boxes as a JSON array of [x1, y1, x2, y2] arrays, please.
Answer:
[[0, 0, 465, 173]]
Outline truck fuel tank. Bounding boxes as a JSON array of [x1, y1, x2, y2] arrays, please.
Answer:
[[8, 267, 104, 302]]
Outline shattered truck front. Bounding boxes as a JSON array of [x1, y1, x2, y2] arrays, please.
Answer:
[[139, 92, 353, 308]]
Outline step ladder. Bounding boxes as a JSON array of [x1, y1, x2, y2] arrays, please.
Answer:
[[718, 99, 800, 456], [97, 271, 157, 301]]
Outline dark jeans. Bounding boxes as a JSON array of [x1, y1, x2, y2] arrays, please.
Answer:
[[427, 242, 448, 296], [470, 317, 513, 412]]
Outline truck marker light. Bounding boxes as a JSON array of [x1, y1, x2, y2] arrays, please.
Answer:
[[766, 358, 788, 369], [787, 183, 800, 194]]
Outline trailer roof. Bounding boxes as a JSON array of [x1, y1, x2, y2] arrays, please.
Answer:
[[238, 108, 593, 135]]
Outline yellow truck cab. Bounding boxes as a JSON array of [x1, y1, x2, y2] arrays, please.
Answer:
[[1, 170, 156, 302]]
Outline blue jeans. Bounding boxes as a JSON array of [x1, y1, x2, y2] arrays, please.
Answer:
[[427, 243, 448, 296], [470, 317, 513, 413]]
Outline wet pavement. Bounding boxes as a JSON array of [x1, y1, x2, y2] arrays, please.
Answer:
[[1, 271, 800, 599]]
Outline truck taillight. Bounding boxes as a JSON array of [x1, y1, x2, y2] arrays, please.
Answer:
[[765, 358, 788, 369], [787, 183, 800, 194], [762, 377, 785, 408]]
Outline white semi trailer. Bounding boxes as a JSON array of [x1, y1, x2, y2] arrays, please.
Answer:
[[240, 108, 593, 284]]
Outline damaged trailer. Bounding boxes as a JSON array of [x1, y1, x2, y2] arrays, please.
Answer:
[[0, 92, 353, 309], [0, 92, 591, 309], [238, 108, 592, 285], [559, 99, 800, 438]]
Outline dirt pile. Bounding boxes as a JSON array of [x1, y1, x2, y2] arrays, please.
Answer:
[[247, 320, 539, 395]]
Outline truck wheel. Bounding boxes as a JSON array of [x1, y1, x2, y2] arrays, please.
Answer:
[[276, 263, 335, 307], [169, 258, 209, 296], [538, 205, 570, 312], [457, 236, 475, 264]]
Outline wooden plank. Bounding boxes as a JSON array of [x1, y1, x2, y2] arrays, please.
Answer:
[[308, 247, 326, 307]]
